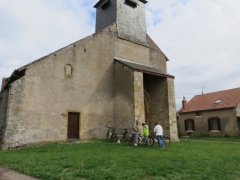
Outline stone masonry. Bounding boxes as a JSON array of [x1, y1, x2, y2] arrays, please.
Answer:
[[0, 0, 178, 150]]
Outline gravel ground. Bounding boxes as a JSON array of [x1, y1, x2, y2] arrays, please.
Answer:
[[0, 166, 39, 180]]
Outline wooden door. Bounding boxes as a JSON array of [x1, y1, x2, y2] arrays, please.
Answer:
[[68, 112, 80, 139]]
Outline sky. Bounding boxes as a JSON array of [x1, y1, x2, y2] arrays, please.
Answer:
[[1, 0, 240, 110]]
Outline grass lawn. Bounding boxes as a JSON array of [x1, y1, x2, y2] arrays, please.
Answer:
[[0, 138, 240, 180], [180, 136, 240, 142]]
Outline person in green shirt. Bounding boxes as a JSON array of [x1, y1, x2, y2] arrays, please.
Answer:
[[142, 123, 149, 143]]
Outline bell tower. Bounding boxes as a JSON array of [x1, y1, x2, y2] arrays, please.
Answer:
[[94, 0, 148, 46]]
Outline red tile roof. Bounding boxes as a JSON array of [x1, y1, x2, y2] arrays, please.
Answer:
[[179, 87, 240, 113]]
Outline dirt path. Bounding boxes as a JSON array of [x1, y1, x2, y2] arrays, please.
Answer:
[[0, 166, 39, 180]]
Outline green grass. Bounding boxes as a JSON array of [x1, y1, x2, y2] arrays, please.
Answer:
[[180, 136, 240, 142], [0, 138, 240, 180]]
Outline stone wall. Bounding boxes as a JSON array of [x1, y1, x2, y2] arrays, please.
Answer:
[[142, 75, 178, 141], [167, 78, 178, 141], [95, 0, 117, 32], [147, 35, 167, 72], [2, 79, 26, 149], [2, 25, 118, 150], [143, 75, 169, 132], [0, 90, 9, 144], [1, 22, 177, 149], [236, 102, 240, 117], [96, 0, 148, 46], [117, 0, 148, 46], [114, 61, 134, 132], [133, 71, 145, 134]]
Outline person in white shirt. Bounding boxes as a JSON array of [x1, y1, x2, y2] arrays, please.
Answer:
[[153, 122, 164, 148]]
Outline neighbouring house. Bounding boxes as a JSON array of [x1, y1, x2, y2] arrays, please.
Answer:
[[0, 0, 178, 150], [178, 87, 240, 136]]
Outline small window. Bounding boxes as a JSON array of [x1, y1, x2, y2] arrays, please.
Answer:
[[237, 117, 240, 122], [184, 119, 195, 131], [208, 117, 221, 131], [215, 99, 222, 104], [195, 111, 202, 116], [65, 64, 73, 77], [237, 117, 240, 131]]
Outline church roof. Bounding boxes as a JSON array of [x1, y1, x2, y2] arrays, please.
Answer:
[[178, 87, 240, 113], [115, 58, 174, 79], [1, 23, 170, 92]]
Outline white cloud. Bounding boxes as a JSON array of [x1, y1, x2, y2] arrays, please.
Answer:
[[146, 0, 240, 109], [0, 0, 95, 77], [1, 0, 240, 111]]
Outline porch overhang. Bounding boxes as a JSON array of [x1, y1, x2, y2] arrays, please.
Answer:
[[114, 58, 175, 79], [0, 68, 26, 93]]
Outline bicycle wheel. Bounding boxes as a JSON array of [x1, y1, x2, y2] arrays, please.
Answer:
[[106, 131, 110, 140], [163, 137, 170, 147], [147, 137, 155, 146], [120, 134, 127, 142], [130, 135, 134, 143], [112, 134, 118, 143]]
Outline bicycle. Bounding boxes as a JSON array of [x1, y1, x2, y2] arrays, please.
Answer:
[[120, 128, 140, 143], [106, 126, 118, 142], [149, 130, 170, 147], [162, 135, 171, 147], [139, 135, 155, 147]]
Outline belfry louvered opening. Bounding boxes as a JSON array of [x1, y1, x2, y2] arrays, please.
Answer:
[[125, 0, 139, 8], [94, 0, 110, 10]]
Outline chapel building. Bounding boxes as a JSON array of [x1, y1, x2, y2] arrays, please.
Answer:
[[0, 0, 178, 150]]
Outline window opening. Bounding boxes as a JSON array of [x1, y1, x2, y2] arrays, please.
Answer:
[[125, 0, 138, 8], [187, 121, 193, 130], [212, 119, 218, 130], [184, 119, 195, 131], [196, 111, 202, 116], [237, 117, 240, 131], [65, 64, 73, 77], [208, 117, 221, 131]]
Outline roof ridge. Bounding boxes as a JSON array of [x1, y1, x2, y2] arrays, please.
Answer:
[[179, 87, 240, 113], [194, 87, 240, 96]]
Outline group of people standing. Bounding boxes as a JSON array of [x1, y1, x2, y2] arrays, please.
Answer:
[[132, 119, 164, 148]]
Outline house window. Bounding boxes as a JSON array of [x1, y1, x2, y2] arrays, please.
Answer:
[[208, 117, 221, 131], [237, 117, 240, 122], [184, 119, 195, 131], [237, 117, 240, 131], [195, 111, 202, 116]]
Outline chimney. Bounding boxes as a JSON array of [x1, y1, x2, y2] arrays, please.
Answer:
[[182, 96, 187, 109], [94, 0, 148, 46]]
